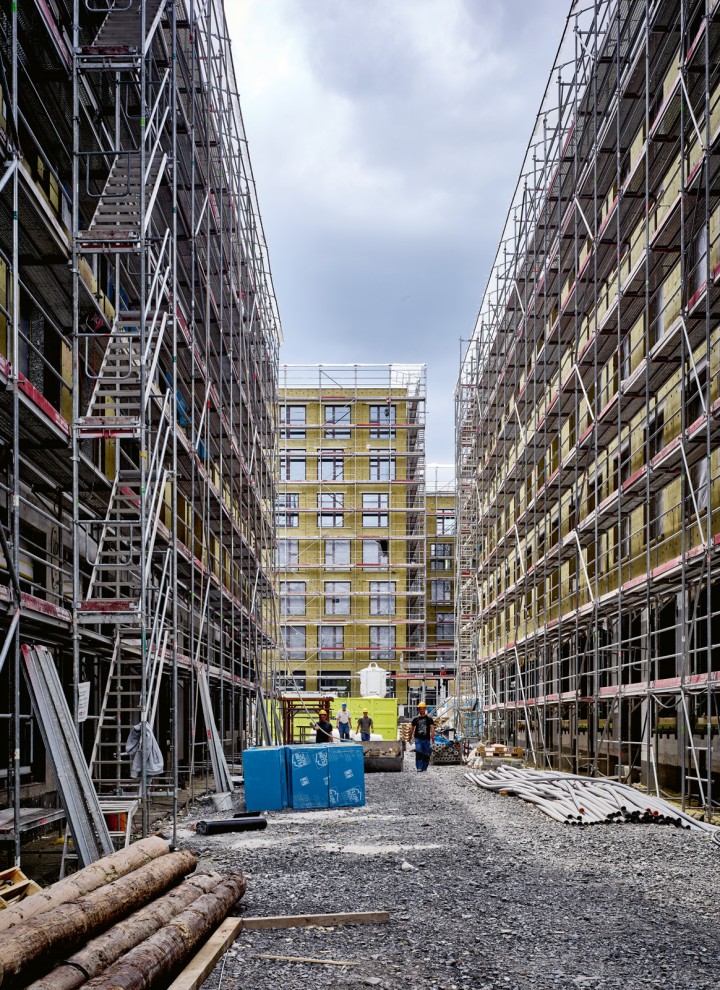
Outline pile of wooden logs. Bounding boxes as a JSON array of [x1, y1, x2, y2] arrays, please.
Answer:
[[0, 836, 246, 990]]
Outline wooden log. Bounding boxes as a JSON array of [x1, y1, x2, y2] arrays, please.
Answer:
[[0, 836, 169, 936], [0, 850, 197, 987], [81, 874, 246, 990], [25, 873, 222, 990]]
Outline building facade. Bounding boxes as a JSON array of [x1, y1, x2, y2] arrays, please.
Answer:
[[0, 0, 280, 850], [276, 365, 426, 711], [456, 0, 720, 813]]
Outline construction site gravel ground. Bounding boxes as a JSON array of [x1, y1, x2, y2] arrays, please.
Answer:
[[177, 756, 720, 990]]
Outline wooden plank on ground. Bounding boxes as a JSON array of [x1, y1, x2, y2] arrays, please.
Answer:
[[251, 954, 355, 966], [166, 911, 389, 990], [240, 910, 390, 930], [166, 917, 243, 990]]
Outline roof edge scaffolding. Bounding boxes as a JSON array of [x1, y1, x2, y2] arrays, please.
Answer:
[[281, 364, 427, 396]]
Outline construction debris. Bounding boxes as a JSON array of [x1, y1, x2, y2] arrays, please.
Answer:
[[0, 836, 169, 935], [466, 767, 720, 834], [0, 866, 41, 911], [0, 850, 197, 986]]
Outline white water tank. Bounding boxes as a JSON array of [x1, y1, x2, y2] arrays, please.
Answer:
[[360, 662, 387, 698]]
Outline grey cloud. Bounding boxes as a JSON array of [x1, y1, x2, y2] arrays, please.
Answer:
[[234, 0, 570, 460]]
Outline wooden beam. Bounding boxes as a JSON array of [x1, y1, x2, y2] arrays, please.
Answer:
[[240, 910, 390, 930], [166, 917, 243, 990], [251, 954, 355, 966]]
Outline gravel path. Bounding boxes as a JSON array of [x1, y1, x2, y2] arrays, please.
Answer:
[[177, 755, 720, 990]]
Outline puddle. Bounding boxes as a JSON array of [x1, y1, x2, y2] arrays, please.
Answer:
[[229, 836, 297, 849], [273, 810, 357, 824], [317, 842, 442, 856], [271, 811, 402, 825]]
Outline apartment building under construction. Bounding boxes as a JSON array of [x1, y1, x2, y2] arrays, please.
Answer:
[[456, 0, 720, 814], [275, 365, 426, 711], [0, 0, 280, 855]]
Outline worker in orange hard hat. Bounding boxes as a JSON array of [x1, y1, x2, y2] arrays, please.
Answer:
[[356, 708, 374, 741], [408, 701, 434, 772], [314, 709, 334, 744]]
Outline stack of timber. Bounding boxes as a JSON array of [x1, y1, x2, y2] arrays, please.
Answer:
[[465, 743, 525, 770], [0, 836, 246, 989]]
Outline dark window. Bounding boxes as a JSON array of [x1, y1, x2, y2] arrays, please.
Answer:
[[318, 492, 344, 528], [324, 405, 351, 439], [280, 452, 306, 481], [369, 404, 396, 439], [280, 405, 306, 439], [362, 492, 389, 527], [276, 493, 300, 528]]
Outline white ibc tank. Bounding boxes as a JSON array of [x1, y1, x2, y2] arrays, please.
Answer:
[[360, 662, 387, 698]]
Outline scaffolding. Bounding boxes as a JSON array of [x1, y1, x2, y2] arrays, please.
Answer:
[[0, 0, 280, 859], [276, 364, 426, 711], [424, 463, 456, 709], [456, 0, 720, 816]]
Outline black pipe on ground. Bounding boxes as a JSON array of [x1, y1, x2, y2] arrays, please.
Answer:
[[196, 817, 268, 836]]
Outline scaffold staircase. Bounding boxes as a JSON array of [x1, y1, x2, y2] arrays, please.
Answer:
[[77, 310, 168, 437], [78, 0, 167, 69], [92, 0, 165, 51], [78, 395, 171, 618], [77, 153, 165, 252]]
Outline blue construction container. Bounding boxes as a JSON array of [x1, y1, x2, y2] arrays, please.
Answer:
[[287, 744, 330, 809], [328, 743, 366, 808], [242, 746, 288, 811]]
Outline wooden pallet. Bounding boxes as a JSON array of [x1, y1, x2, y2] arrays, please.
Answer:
[[0, 865, 42, 910]]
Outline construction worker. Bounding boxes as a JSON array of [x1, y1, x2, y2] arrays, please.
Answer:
[[408, 701, 434, 772], [336, 702, 352, 741], [314, 710, 334, 743], [356, 708, 374, 741]]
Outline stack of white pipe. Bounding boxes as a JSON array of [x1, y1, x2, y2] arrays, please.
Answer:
[[465, 766, 720, 836]]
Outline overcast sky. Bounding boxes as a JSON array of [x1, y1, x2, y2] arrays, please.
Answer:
[[227, 1, 570, 463]]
